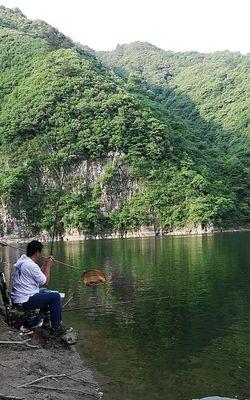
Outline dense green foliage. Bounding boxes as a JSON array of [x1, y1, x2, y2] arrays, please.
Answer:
[[99, 42, 250, 229], [99, 42, 249, 144], [0, 7, 249, 237], [0, 6, 73, 49]]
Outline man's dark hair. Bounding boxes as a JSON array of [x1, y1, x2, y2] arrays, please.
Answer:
[[26, 240, 43, 257]]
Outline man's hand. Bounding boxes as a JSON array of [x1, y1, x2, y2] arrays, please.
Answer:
[[44, 256, 54, 268], [41, 256, 54, 286], [0, 239, 7, 247]]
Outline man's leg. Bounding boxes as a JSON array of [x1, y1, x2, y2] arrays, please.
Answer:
[[22, 291, 62, 330], [38, 288, 49, 320]]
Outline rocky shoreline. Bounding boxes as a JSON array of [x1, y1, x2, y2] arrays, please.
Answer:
[[0, 317, 103, 400], [1, 224, 249, 244]]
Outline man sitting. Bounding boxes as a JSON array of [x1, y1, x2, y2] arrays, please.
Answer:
[[1, 239, 67, 335]]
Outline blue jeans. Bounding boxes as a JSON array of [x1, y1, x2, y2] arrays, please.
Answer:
[[22, 289, 62, 330]]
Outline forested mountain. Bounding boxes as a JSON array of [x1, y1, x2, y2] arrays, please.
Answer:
[[99, 42, 250, 225], [0, 7, 249, 239], [99, 42, 249, 142]]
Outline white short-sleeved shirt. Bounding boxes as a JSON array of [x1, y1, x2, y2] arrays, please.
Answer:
[[11, 254, 46, 304]]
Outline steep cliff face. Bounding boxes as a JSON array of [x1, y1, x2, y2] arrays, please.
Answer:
[[0, 152, 134, 239], [70, 152, 132, 215], [0, 200, 22, 237]]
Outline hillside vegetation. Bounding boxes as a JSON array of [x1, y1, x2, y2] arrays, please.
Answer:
[[99, 42, 249, 146], [0, 7, 249, 238], [99, 42, 250, 226]]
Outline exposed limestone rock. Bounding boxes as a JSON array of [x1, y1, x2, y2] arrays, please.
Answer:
[[0, 151, 135, 239]]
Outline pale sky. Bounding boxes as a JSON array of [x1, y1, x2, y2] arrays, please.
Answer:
[[0, 0, 249, 53]]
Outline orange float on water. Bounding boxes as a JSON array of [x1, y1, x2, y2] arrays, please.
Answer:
[[83, 269, 107, 286]]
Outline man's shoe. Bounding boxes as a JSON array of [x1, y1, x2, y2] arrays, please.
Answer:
[[41, 312, 51, 329], [51, 324, 73, 337], [23, 315, 44, 329]]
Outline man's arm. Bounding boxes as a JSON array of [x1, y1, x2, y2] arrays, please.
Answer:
[[0, 239, 7, 247], [41, 256, 54, 286]]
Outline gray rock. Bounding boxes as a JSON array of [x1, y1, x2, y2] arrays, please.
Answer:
[[193, 397, 237, 400]]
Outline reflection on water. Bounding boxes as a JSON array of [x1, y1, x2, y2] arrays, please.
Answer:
[[1, 233, 250, 399]]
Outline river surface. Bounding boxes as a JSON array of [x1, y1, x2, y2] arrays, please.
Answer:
[[1, 233, 250, 399]]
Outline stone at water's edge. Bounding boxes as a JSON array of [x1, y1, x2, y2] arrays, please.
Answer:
[[193, 397, 237, 400], [62, 329, 78, 345]]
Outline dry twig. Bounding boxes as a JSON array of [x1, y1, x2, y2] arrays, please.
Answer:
[[0, 362, 8, 367], [17, 365, 99, 391], [18, 369, 98, 388], [18, 373, 68, 388], [0, 339, 39, 349], [21, 384, 101, 398], [0, 393, 24, 400]]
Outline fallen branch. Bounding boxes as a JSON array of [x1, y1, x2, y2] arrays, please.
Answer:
[[0, 393, 24, 400], [0, 339, 39, 349], [0, 339, 29, 344], [18, 373, 68, 388], [18, 371, 98, 388], [21, 384, 101, 398]]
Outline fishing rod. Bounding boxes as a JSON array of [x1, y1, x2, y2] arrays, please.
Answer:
[[0, 241, 109, 285], [1, 241, 170, 309], [0, 241, 78, 271], [50, 166, 65, 256], [0, 155, 79, 271], [48, 139, 76, 256]]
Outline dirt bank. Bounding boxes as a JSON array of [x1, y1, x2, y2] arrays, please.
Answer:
[[0, 318, 103, 400]]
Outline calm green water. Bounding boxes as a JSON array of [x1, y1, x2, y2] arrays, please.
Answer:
[[1, 233, 250, 399]]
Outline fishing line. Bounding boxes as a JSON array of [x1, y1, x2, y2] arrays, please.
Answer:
[[63, 295, 170, 312], [0, 242, 79, 271]]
